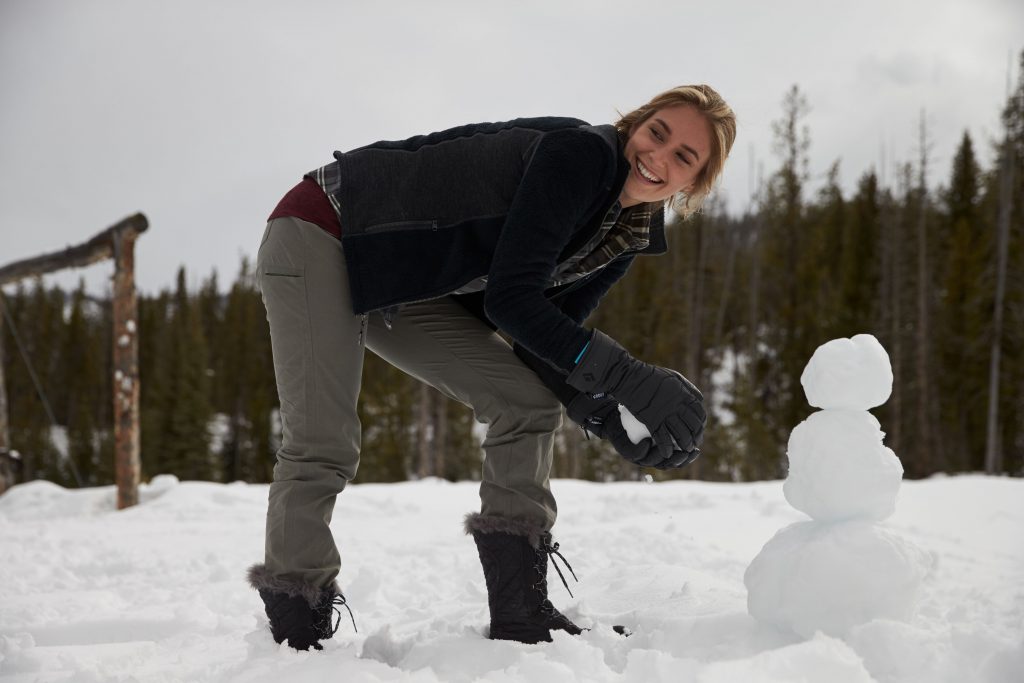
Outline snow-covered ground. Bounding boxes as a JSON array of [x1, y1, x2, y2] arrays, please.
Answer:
[[0, 475, 1021, 682]]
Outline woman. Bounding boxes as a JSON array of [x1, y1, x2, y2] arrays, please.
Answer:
[[247, 85, 737, 650]]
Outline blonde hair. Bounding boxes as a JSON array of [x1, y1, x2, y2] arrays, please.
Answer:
[[615, 84, 737, 218]]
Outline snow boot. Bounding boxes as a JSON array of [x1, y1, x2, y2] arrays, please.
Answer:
[[247, 564, 356, 651], [465, 513, 584, 644]]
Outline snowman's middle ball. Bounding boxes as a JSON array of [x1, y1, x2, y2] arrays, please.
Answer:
[[784, 410, 903, 522]]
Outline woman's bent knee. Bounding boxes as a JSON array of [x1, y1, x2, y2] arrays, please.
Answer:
[[274, 445, 359, 484]]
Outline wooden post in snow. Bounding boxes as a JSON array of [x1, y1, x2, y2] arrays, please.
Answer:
[[0, 213, 148, 506], [112, 226, 143, 508]]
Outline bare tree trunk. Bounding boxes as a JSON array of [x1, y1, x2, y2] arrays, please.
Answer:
[[417, 383, 433, 478], [712, 222, 737, 354], [985, 139, 1015, 474], [686, 218, 706, 380], [562, 419, 581, 479], [705, 218, 737, 481], [231, 400, 242, 483], [882, 188, 900, 455], [435, 395, 447, 479], [748, 221, 761, 366], [914, 112, 938, 475], [687, 217, 709, 479], [914, 200, 929, 473]]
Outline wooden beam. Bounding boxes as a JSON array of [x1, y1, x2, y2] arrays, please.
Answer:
[[0, 213, 148, 287]]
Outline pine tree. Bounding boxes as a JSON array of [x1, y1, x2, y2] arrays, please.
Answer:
[[62, 281, 104, 484], [984, 51, 1024, 474], [94, 291, 115, 485], [745, 84, 813, 477], [196, 271, 223, 407], [413, 385, 480, 482], [357, 352, 415, 482], [10, 282, 67, 484], [138, 290, 171, 479], [937, 132, 989, 471], [218, 258, 275, 482], [157, 268, 215, 481], [837, 170, 883, 337]]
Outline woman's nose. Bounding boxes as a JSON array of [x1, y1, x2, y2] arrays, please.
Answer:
[[648, 150, 669, 175]]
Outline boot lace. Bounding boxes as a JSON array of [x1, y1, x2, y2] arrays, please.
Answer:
[[534, 534, 579, 599], [317, 592, 358, 637]]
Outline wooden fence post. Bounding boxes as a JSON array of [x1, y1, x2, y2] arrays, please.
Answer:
[[112, 226, 142, 509]]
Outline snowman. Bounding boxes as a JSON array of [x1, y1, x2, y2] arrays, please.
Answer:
[[743, 334, 932, 638]]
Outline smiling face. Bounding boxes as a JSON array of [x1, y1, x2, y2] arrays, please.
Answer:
[[619, 104, 713, 208]]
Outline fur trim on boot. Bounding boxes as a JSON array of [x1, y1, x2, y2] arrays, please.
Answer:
[[246, 564, 340, 607], [463, 512, 545, 550]]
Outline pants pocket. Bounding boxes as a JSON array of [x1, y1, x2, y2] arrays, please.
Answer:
[[263, 264, 304, 278]]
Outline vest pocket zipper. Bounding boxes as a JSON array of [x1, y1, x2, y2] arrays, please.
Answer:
[[357, 313, 368, 345]]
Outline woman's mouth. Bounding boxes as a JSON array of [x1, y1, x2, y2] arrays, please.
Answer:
[[635, 158, 663, 185]]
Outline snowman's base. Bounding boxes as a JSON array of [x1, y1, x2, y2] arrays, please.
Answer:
[[744, 520, 932, 638]]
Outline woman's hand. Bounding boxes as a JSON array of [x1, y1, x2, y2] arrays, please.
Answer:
[[566, 393, 701, 470], [566, 330, 706, 458]]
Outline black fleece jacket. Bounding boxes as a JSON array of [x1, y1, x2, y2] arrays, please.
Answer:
[[329, 118, 665, 373]]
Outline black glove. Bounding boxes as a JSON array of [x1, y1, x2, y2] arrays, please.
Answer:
[[512, 340, 701, 470], [565, 393, 701, 470], [566, 330, 706, 459]]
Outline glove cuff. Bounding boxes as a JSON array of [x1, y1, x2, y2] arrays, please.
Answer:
[[565, 329, 626, 394]]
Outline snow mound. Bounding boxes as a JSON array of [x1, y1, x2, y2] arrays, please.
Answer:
[[801, 334, 893, 410], [744, 520, 932, 638]]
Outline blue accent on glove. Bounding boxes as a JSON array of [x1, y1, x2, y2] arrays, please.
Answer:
[[574, 340, 591, 365]]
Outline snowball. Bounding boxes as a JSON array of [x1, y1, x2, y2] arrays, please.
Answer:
[[801, 335, 893, 410], [618, 405, 651, 444], [785, 410, 903, 521], [744, 520, 931, 638]]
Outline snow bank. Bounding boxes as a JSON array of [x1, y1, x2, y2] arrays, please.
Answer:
[[0, 476, 1021, 682]]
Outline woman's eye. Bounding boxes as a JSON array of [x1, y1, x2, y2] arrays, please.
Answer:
[[677, 153, 691, 165], [650, 127, 663, 140]]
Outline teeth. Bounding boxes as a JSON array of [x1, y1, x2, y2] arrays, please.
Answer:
[[637, 159, 662, 183]]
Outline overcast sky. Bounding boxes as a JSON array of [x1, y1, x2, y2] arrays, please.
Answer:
[[1, 0, 1021, 295]]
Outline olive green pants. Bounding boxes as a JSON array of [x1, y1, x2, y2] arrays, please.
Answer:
[[256, 217, 562, 589]]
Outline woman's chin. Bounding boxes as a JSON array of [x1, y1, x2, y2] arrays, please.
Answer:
[[629, 178, 674, 203]]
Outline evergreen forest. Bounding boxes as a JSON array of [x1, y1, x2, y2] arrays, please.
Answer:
[[3, 67, 1023, 489]]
